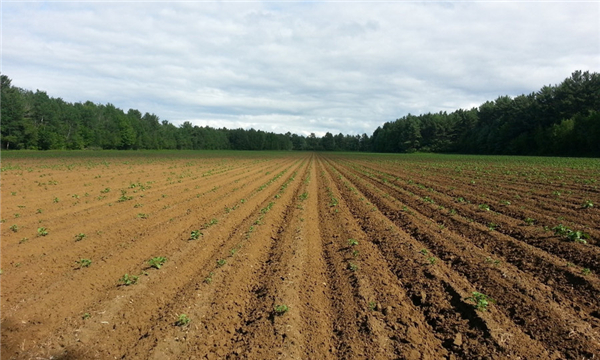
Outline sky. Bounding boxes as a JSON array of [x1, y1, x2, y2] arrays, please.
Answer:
[[2, 1, 599, 137]]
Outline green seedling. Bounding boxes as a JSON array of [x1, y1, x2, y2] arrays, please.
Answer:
[[118, 189, 133, 202], [82, 313, 91, 320], [582, 200, 593, 209], [478, 204, 490, 211], [467, 292, 495, 311], [299, 192, 308, 201], [352, 250, 360, 258], [9, 224, 18, 232], [420, 249, 429, 255], [216, 259, 226, 267], [137, 213, 149, 219], [368, 301, 377, 311], [427, 257, 437, 265], [19, 237, 29, 244], [204, 272, 214, 284], [175, 314, 190, 326], [582, 268, 591, 276], [76, 259, 92, 268], [553, 224, 589, 244], [566, 230, 590, 244], [53, 197, 60, 203], [348, 262, 359, 272], [36, 208, 43, 214], [273, 304, 289, 315], [100, 187, 111, 194], [148, 256, 167, 269], [488, 223, 497, 231], [75, 233, 86, 241], [189, 230, 202, 240], [14, 213, 20, 218], [524, 217, 536, 225], [119, 273, 138, 286], [348, 238, 358, 247], [37, 227, 48, 236]]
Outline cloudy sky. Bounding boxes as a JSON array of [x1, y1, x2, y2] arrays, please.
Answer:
[[2, 1, 598, 136]]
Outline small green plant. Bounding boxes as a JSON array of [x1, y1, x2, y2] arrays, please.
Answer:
[[216, 259, 226, 267], [14, 213, 20, 218], [204, 272, 214, 284], [273, 304, 289, 315], [37, 227, 48, 236], [53, 197, 60, 203], [422, 196, 434, 204], [352, 250, 360, 258], [82, 313, 91, 320], [478, 204, 490, 211], [148, 256, 167, 269], [524, 217, 536, 225], [566, 230, 590, 244], [137, 213, 149, 219], [189, 230, 202, 240], [500, 200, 511, 206], [455, 197, 465, 203], [466, 292, 495, 311], [488, 223, 497, 231], [348, 238, 358, 247], [175, 314, 190, 326], [119, 273, 138, 286], [368, 301, 377, 311], [100, 187, 111, 193], [553, 224, 589, 244], [348, 262, 359, 272], [485, 257, 501, 266], [134, 203, 143, 208], [19, 237, 29, 244], [427, 257, 437, 265], [582, 268, 591, 276], [420, 249, 429, 255], [9, 224, 18, 232], [75, 233, 86, 241], [76, 259, 92, 268], [582, 200, 593, 209], [118, 189, 133, 202], [36, 208, 43, 214]]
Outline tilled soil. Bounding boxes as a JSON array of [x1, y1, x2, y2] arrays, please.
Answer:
[[1, 152, 599, 359]]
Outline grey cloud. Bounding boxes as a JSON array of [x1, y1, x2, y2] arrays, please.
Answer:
[[2, 2, 598, 136]]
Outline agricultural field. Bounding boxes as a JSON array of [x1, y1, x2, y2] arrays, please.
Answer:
[[1, 150, 599, 359]]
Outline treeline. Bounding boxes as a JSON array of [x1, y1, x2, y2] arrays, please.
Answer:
[[1, 71, 599, 156], [0, 74, 371, 152], [372, 70, 600, 156]]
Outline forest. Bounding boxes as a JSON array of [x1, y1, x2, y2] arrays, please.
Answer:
[[1, 71, 598, 156]]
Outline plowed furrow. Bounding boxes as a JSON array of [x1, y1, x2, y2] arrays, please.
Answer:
[[326, 158, 600, 359]]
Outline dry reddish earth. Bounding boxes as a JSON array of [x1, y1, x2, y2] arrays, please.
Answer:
[[1, 152, 599, 359]]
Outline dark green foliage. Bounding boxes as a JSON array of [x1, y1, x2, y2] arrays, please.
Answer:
[[1, 71, 598, 156], [370, 71, 600, 157]]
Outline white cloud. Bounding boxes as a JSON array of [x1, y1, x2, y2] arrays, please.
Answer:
[[2, 2, 598, 136]]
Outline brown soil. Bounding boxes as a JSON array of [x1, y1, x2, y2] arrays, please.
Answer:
[[1, 152, 599, 359]]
